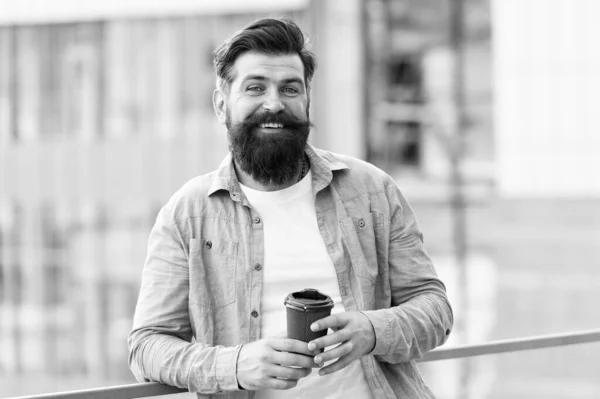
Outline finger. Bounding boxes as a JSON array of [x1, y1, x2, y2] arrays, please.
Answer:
[[272, 350, 320, 368], [269, 332, 288, 338], [318, 354, 354, 376], [308, 329, 350, 351], [264, 377, 299, 390], [270, 338, 313, 356], [314, 341, 353, 365], [310, 314, 348, 332], [267, 364, 312, 381]]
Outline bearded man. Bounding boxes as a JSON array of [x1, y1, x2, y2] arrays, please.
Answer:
[[128, 18, 453, 399]]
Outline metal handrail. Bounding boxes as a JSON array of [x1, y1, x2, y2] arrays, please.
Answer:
[[6, 383, 186, 399], [8, 328, 600, 399], [419, 328, 600, 362]]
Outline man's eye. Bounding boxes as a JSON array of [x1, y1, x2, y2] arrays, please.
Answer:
[[283, 87, 299, 94], [247, 86, 263, 92]]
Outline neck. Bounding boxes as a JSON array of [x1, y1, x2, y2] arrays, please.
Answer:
[[235, 156, 307, 192]]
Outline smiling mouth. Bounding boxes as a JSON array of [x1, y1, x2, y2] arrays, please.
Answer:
[[258, 123, 284, 129]]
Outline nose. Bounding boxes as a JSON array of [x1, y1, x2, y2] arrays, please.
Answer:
[[262, 91, 285, 113]]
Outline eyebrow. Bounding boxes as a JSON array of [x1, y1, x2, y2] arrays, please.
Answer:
[[240, 75, 305, 86]]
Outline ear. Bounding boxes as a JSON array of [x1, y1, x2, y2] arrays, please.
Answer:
[[212, 89, 227, 125]]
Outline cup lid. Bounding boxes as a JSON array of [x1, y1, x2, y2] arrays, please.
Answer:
[[284, 288, 334, 311]]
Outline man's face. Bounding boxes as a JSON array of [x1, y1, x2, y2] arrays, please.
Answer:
[[213, 51, 311, 186]]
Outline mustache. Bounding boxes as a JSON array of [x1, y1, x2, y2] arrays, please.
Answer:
[[241, 111, 312, 130]]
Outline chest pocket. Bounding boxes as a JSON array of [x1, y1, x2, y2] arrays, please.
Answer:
[[340, 211, 384, 282], [188, 238, 238, 309]]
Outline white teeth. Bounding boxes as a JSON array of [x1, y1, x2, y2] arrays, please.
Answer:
[[259, 123, 283, 128]]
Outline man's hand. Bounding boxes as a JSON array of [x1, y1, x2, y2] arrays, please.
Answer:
[[236, 337, 318, 391], [307, 312, 376, 376]]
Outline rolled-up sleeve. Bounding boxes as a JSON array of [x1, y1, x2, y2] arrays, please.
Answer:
[[127, 201, 242, 393], [363, 175, 453, 364]]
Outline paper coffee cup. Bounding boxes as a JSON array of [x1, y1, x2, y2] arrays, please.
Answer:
[[284, 288, 334, 342]]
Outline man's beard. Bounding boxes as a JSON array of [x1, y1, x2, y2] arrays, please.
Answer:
[[227, 111, 311, 186]]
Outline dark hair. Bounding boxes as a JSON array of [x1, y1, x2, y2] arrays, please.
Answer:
[[213, 18, 317, 90]]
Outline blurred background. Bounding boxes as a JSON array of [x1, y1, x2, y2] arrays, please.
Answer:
[[0, 0, 599, 398]]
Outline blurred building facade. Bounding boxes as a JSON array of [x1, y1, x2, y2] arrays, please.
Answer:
[[365, 0, 493, 185], [0, 0, 497, 395], [0, 0, 367, 392], [6, 1, 598, 398], [493, 0, 600, 197]]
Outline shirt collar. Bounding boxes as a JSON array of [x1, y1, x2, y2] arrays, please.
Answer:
[[207, 144, 349, 199]]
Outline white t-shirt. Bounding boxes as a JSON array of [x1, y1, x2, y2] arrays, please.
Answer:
[[240, 170, 374, 399]]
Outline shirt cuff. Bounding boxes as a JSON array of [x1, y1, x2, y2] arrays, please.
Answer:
[[361, 310, 393, 356], [215, 345, 244, 392]]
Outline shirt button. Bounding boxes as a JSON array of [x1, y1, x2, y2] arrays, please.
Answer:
[[205, 241, 212, 249], [254, 263, 262, 271], [251, 310, 259, 318], [358, 218, 366, 228], [253, 216, 261, 224]]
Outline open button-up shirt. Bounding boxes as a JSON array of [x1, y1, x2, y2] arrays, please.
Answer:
[[128, 145, 453, 398]]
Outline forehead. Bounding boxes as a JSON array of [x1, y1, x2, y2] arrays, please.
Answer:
[[230, 51, 306, 85]]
